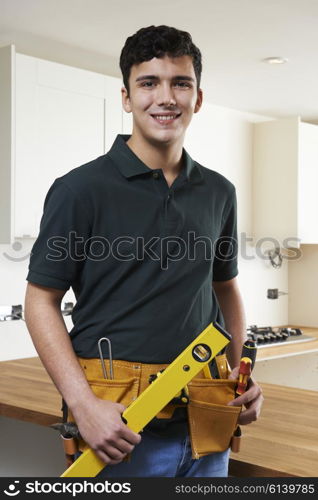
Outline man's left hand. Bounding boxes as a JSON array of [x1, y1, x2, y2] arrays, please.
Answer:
[[227, 366, 264, 425]]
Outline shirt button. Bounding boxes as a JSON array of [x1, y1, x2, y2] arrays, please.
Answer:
[[152, 172, 160, 179]]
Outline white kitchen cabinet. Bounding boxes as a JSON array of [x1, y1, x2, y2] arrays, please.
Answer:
[[0, 45, 123, 242], [0, 45, 14, 244], [252, 117, 318, 248]]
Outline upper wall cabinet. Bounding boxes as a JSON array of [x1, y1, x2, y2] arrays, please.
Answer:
[[253, 117, 318, 248], [0, 46, 14, 244], [0, 45, 123, 242]]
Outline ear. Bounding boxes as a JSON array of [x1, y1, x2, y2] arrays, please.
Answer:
[[194, 88, 203, 113], [121, 86, 132, 113]]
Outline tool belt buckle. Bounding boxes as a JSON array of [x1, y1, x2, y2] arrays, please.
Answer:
[[170, 386, 189, 405]]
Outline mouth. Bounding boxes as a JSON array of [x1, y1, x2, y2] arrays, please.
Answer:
[[150, 113, 181, 125]]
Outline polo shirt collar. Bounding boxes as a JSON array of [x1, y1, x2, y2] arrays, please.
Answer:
[[108, 134, 203, 184]]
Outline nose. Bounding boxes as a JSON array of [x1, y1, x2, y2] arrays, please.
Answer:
[[155, 82, 176, 107]]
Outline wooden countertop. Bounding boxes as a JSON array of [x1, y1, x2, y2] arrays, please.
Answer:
[[0, 357, 61, 426], [230, 383, 318, 477], [1, 356, 317, 477], [256, 327, 318, 362]]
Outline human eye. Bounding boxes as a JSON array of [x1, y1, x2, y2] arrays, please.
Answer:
[[174, 81, 192, 89], [140, 80, 156, 88]]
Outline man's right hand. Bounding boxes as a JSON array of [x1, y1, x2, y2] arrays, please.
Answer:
[[71, 396, 141, 465]]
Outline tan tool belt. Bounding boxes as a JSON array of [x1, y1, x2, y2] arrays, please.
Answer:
[[69, 356, 242, 459]]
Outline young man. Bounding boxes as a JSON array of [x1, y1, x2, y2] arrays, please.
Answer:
[[25, 25, 263, 477]]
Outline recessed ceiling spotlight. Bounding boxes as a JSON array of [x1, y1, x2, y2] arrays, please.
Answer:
[[262, 57, 288, 64]]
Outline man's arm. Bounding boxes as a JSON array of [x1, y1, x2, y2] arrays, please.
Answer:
[[213, 277, 246, 369], [213, 277, 264, 425], [24, 282, 141, 465]]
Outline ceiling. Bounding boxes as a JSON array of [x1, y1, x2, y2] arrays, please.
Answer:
[[1, 0, 318, 123]]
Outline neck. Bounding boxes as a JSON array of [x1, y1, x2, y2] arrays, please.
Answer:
[[126, 133, 184, 175]]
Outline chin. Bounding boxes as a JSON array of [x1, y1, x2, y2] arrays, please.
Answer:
[[147, 130, 182, 146]]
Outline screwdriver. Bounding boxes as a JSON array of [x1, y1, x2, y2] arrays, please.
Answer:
[[231, 339, 258, 450], [236, 339, 257, 396]]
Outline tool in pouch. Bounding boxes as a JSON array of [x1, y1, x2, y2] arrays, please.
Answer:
[[236, 339, 257, 396], [231, 339, 258, 452], [51, 422, 81, 468], [60, 321, 231, 477]]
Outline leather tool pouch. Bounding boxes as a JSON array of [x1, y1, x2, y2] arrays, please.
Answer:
[[187, 378, 242, 458], [72, 358, 242, 457], [87, 377, 139, 407], [69, 359, 142, 452]]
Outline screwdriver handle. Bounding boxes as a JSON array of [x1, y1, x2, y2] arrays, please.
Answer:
[[241, 339, 257, 370], [236, 339, 257, 396]]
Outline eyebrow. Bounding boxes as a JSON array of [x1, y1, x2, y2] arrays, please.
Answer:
[[135, 75, 195, 82]]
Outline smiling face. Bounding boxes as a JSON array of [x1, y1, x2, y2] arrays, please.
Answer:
[[122, 55, 203, 149]]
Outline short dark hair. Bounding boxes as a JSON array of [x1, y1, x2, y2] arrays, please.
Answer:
[[120, 25, 202, 94]]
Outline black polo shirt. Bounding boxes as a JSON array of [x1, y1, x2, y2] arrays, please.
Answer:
[[27, 134, 238, 362]]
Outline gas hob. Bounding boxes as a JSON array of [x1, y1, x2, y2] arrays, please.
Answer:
[[247, 325, 314, 348]]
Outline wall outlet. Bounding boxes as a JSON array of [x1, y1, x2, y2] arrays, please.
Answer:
[[267, 288, 288, 299], [267, 288, 279, 299]]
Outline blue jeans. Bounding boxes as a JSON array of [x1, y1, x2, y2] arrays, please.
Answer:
[[96, 416, 230, 478]]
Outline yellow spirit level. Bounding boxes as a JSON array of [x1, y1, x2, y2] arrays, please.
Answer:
[[61, 322, 231, 477]]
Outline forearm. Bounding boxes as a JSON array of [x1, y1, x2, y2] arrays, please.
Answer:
[[213, 278, 247, 368], [24, 283, 141, 464], [24, 284, 95, 413]]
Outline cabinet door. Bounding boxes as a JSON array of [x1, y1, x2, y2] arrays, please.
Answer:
[[253, 118, 299, 247], [298, 123, 318, 243], [0, 45, 14, 244], [15, 55, 122, 238]]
